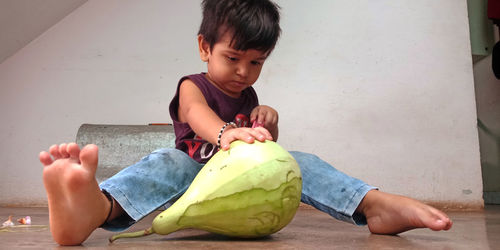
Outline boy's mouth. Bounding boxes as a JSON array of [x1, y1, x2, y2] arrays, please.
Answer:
[[231, 81, 247, 88]]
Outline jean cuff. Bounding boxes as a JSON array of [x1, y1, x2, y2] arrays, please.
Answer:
[[99, 184, 142, 232], [345, 185, 378, 225]]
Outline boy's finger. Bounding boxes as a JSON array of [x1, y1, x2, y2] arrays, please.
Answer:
[[250, 108, 261, 122], [220, 130, 254, 150], [238, 132, 256, 144], [251, 127, 272, 141], [252, 120, 265, 128]]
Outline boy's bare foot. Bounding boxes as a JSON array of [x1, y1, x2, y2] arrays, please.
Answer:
[[357, 190, 453, 235], [39, 143, 111, 245]]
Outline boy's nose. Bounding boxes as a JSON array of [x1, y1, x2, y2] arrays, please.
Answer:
[[236, 64, 248, 78]]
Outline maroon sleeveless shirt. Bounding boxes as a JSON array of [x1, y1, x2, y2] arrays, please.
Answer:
[[169, 73, 259, 163]]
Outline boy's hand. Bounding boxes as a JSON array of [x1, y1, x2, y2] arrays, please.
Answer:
[[250, 105, 279, 140], [250, 105, 278, 129], [219, 127, 273, 151]]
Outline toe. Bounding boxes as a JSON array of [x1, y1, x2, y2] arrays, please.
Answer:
[[441, 217, 452, 230], [430, 208, 452, 230], [421, 206, 453, 231], [59, 143, 70, 158], [39, 151, 54, 166], [80, 144, 99, 172], [49, 145, 62, 160], [446, 219, 453, 230], [67, 143, 81, 162]]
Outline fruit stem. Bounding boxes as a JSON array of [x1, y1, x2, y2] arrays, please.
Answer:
[[109, 227, 155, 243]]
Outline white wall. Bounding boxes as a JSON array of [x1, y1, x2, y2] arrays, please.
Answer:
[[0, 0, 87, 63], [0, 0, 483, 208]]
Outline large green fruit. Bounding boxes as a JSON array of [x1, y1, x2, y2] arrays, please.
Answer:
[[110, 140, 302, 242]]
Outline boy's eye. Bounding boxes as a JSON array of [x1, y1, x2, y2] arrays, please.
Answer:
[[227, 57, 238, 61], [251, 61, 262, 66]]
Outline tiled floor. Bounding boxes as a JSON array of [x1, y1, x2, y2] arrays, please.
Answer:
[[1, 205, 499, 249]]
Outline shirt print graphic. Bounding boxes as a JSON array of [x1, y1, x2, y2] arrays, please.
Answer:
[[184, 113, 251, 161]]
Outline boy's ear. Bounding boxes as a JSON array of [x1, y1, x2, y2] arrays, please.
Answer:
[[198, 35, 210, 62]]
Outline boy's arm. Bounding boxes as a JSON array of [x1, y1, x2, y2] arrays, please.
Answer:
[[178, 79, 273, 150]]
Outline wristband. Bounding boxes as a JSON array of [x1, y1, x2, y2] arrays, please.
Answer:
[[217, 122, 236, 148], [99, 190, 114, 228]]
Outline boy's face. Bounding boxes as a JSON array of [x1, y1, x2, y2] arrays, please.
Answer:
[[199, 32, 268, 98]]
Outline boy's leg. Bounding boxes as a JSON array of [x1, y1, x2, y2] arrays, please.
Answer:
[[290, 151, 452, 234], [98, 147, 203, 231], [40, 143, 202, 245], [289, 151, 375, 225], [40, 143, 112, 245]]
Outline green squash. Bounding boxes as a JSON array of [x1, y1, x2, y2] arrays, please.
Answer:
[[110, 140, 302, 242]]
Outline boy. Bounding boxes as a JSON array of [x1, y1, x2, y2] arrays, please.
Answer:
[[39, 0, 452, 246]]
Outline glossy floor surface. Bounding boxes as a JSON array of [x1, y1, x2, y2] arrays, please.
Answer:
[[1, 205, 499, 249]]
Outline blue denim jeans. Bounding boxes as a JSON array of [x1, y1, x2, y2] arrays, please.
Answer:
[[99, 148, 376, 231]]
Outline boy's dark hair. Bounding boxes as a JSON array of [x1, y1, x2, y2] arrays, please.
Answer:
[[198, 0, 281, 54]]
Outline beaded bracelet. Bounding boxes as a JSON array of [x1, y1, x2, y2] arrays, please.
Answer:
[[217, 122, 237, 148]]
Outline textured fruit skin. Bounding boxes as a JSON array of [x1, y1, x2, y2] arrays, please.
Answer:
[[152, 140, 302, 237]]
